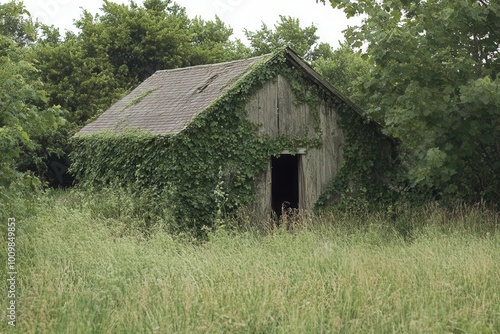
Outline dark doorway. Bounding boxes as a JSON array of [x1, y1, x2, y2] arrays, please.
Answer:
[[272, 155, 299, 216]]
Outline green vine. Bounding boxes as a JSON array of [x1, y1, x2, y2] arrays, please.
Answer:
[[121, 87, 157, 111], [315, 102, 399, 211]]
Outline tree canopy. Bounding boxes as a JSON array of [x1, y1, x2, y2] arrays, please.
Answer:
[[320, 0, 500, 202], [0, 1, 64, 213], [244, 15, 320, 59], [312, 44, 372, 108]]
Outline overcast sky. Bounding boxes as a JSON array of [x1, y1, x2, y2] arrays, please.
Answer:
[[2, 0, 362, 49]]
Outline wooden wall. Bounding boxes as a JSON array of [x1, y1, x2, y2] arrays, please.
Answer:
[[245, 74, 345, 216]]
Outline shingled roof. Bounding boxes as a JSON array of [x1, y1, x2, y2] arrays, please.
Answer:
[[76, 54, 268, 136]]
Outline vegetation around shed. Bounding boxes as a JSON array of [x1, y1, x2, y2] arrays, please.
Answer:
[[71, 47, 398, 228]]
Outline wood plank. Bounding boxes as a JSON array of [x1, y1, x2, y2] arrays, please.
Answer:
[[278, 75, 289, 136], [245, 79, 278, 137], [281, 149, 307, 155], [254, 159, 272, 219], [278, 74, 314, 139], [260, 79, 278, 138], [244, 92, 260, 129]]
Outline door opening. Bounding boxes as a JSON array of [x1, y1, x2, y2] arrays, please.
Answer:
[[271, 155, 299, 217]]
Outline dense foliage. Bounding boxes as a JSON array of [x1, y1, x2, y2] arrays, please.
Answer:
[[320, 0, 500, 203], [0, 1, 64, 216], [312, 44, 373, 109]]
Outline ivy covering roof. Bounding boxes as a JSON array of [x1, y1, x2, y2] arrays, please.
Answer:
[[76, 54, 268, 136]]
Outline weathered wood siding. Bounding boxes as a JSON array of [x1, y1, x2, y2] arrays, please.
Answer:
[[245, 78, 278, 137], [301, 101, 344, 209], [246, 74, 345, 215], [246, 75, 317, 139], [252, 160, 272, 221]]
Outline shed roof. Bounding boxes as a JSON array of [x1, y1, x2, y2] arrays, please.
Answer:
[[76, 54, 267, 136], [75, 47, 377, 137]]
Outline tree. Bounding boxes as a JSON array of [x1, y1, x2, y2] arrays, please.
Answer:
[[244, 15, 320, 59], [0, 0, 35, 46], [312, 44, 372, 109], [188, 16, 251, 66], [74, 0, 191, 85], [34, 30, 128, 125], [320, 0, 500, 202], [0, 1, 64, 211]]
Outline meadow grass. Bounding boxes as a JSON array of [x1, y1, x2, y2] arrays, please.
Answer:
[[1, 189, 499, 333]]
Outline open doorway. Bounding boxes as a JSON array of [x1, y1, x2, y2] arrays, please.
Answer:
[[271, 155, 299, 217]]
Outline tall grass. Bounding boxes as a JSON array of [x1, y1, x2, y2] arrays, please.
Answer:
[[1, 189, 499, 333]]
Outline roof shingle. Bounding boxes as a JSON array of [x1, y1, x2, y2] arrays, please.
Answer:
[[76, 55, 266, 136]]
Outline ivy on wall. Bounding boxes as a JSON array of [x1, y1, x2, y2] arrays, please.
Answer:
[[70, 48, 398, 229], [316, 102, 399, 211]]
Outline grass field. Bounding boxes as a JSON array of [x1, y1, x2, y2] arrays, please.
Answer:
[[1, 190, 499, 333]]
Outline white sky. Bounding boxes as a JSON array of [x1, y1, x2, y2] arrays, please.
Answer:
[[2, 0, 361, 49]]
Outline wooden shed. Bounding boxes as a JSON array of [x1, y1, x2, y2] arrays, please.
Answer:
[[74, 47, 395, 221]]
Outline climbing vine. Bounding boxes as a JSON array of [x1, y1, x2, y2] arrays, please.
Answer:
[[316, 101, 399, 211], [70, 48, 398, 229]]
